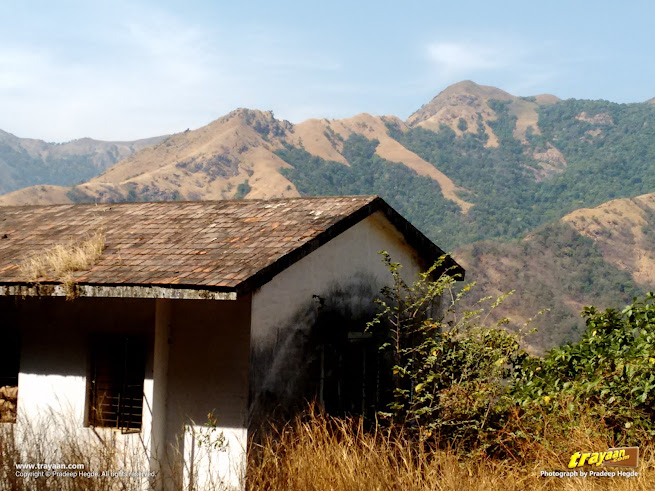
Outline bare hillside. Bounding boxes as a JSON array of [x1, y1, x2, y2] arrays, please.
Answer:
[[0, 185, 73, 206], [563, 193, 655, 286], [2, 107, 473, 210]]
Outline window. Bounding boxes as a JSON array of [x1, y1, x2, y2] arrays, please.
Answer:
[[0, 329, 20, 424], [88, 335, 146, 432], [320, 331, 381, 418]]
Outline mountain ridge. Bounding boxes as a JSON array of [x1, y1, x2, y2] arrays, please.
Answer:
[[0, 80, 622, 209], [406, 80, 560, 145], [2, 80, 655, 350], [0, 129, 167, 195], [0, 107, 474, 211]]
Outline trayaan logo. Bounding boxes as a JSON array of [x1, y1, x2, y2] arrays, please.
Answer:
[[567, 447, 639, 468]]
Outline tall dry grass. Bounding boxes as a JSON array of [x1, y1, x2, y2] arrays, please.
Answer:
[[0, 411, 234, 491], [247, 409, 655, 491], [2, 408, 652, 490], [0, 412, 149, 491]]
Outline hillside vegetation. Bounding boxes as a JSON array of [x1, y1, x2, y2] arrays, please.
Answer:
[[387, 97, 655, 246], [456, 221, 645, 351], [275, 135, 463, 244]]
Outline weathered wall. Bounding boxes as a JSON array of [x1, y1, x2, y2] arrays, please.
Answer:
[[7, 296, 155, 479], [14, 297, 154, 425], [4, 294, 252, 490], [164, 295, 251, 490], [249, 211, 430, 425]]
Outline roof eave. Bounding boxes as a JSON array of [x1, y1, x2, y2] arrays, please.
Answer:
[[0, 283, 238, 301], [375, 198, 465, 279]]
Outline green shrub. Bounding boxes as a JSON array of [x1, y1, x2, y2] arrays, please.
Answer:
[[514, 292, 655, 440], [366, 252, 526, 450], [368, 253, 655, 454]]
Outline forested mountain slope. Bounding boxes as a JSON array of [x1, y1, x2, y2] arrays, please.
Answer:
[[456, 192, 655, 351], [2, 81, 654, 348]]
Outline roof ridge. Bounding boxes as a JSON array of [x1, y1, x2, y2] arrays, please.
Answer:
[[0, 195, 381, 210]]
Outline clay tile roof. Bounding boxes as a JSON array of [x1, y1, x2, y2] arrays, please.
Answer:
[[0, 196, 463, 295]]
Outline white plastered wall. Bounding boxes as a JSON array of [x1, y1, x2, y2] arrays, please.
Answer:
[[14, 297, 156, 482], [251, 211, 426, 345], [249, 211, 430, 417], [163, 295, 251, 491]]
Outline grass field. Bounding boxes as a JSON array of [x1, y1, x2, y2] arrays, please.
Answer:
[[247, 410, 654, 491], [1, 407, 652, 490]]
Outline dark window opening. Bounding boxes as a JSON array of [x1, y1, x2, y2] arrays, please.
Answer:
[[310, 298, 389, 420], [88, 335, 146, 433], [0, 329, 20, 423], [319, 332, 383, 418]]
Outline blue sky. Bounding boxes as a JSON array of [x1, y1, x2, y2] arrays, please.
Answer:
[[2, 1, 654, 141]]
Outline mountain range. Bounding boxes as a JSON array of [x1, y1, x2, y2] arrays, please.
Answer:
[[2, 80, 654, 351], [0, 130, 166, 197]]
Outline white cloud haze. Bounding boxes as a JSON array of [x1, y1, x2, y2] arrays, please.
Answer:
[[427, 42, 511, 75]]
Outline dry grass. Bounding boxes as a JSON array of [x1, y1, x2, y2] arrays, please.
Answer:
[[0, 411, 150, 491], [563, 193, 655, 286], [19, 231, 105, 298], [0, 411, 231, 491], [247, 410, 655, 491], [2, 408, 652, 490]]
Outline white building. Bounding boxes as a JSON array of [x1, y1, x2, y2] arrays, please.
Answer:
[[0, 196, 462, 490]]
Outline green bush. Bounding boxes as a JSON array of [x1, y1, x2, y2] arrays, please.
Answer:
[[514, 292, 655, 440], [234, 179, 252, 199], [368, 254, 655, 454], [366, 252, 526, 450]]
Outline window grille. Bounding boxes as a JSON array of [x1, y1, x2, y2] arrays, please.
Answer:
[[88, 335, 145, 433]]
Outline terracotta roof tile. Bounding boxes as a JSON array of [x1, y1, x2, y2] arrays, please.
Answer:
[[0, 196, 389, 292]]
